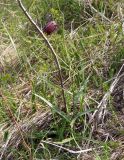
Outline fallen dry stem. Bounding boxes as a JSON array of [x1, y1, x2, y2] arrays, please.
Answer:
[[41, 140, 103, 154], [90, 63, 124, 125]]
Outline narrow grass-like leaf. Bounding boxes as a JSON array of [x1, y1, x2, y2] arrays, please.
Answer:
[[35, 93, 70, 122]]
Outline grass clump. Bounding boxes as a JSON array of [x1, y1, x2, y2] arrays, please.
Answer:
[[0, 0, 124, 159]]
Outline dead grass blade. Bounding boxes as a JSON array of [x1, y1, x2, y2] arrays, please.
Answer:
[[90, 63, 124, 127], [0, 110, 52, 159]]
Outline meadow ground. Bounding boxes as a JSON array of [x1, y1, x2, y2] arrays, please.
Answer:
[[0, 0, 124, 159]]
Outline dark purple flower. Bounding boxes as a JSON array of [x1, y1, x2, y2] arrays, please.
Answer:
[[43, 21, 58, 35]]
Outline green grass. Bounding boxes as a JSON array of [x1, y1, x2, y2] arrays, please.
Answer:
[[0, 0, 124, 159]]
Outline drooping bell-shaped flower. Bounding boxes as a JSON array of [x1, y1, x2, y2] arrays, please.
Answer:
[[43, 21, 58, 35]]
